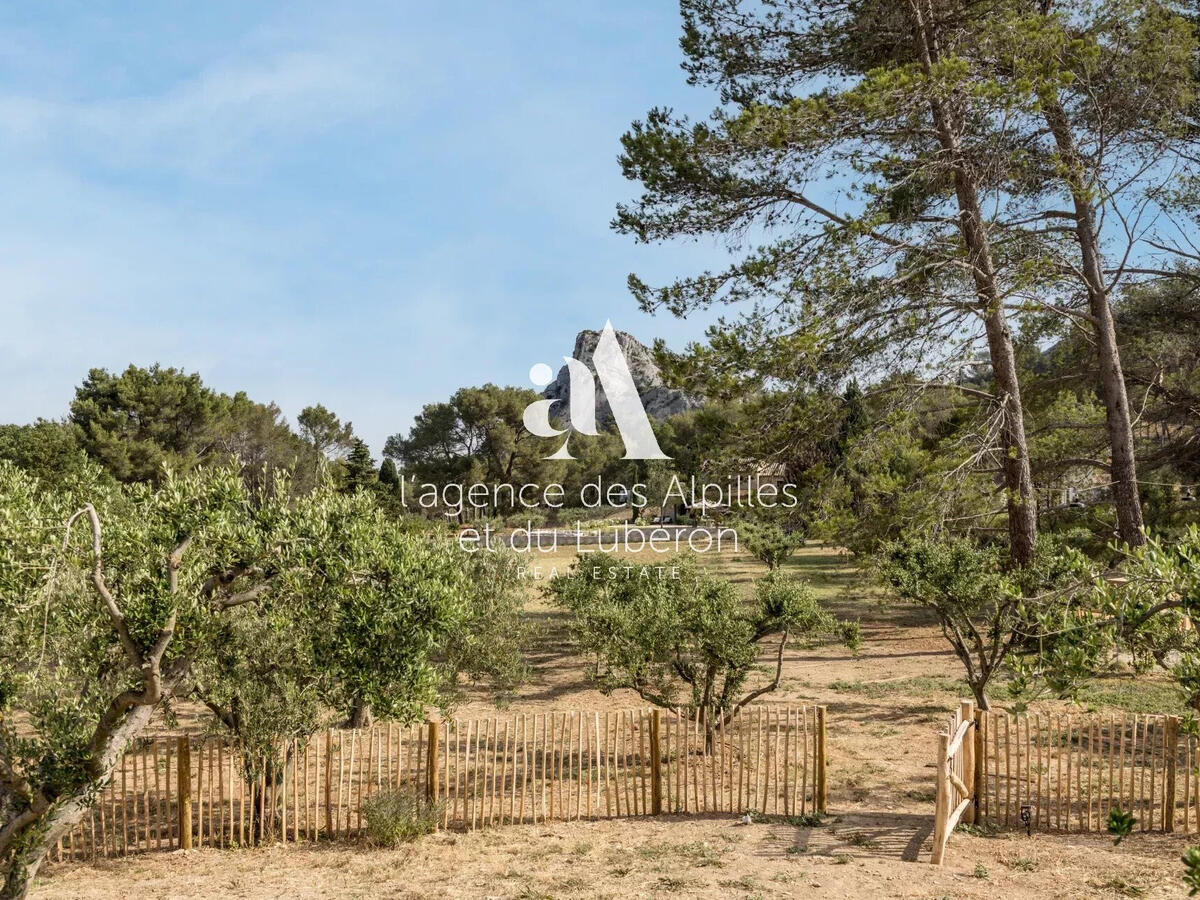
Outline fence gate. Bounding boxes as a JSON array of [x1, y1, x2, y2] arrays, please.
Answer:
[[931, 702, 1200, 866], [931, 700, 978, 865], [976, 708, 1188, 834]]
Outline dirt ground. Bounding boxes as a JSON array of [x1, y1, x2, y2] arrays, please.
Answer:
[[31, 544, 1199, 899]]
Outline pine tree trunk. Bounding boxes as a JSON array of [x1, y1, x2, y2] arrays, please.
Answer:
[[1041, 99, 1146, 547], [909, 0, 1038, 566], [981, 309, 1039, 568]]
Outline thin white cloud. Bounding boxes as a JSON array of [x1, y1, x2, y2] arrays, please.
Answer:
[[0, 41, 411, 178]]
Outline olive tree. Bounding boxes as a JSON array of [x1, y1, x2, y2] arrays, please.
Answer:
[[181, 491, 528, 837], [1012, 527, 1200, 711], [737, 520, 804, 571], [878, 534, 1088, 710], [550, 554, 857, 734], [0, 462, 525, 897], [0, 462, 291, 897]]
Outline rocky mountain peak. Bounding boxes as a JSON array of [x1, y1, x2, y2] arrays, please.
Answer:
[[543, 328, 703, 424]]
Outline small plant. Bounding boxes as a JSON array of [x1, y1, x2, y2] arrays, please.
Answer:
[[655, 875, 698, 890], [845, 831, 878, 849], [718, 876, 760, 890], [1108, 806, 1138, 844], [738, 519, 804, 570], [1009, 856, 1037, 872], [973, 862, 990, 880], [361, 787, 443, 847], [678, 841, 725, 868], [1184, 846, 1200, 896]]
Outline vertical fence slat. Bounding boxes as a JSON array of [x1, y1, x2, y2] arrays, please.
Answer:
[[176, 737, 191, 850]]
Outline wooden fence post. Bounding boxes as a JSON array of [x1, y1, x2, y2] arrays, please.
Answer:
[[960, 700, 976, 824], [323, 729, 333, 839], [972, 707, 985, 826], [176, 737, 192, 850], [931, 731, 949, 865], [816, 706, 828, 813], [1166, 715, 1181, 833], [426, 721, 439, 806], [650, 709, 663, 815]]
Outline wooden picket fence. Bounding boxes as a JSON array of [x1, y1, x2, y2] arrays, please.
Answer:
[[53, 704, 826, 860], [976, 708, 1194, 834], [933, 703, 1200, 864]]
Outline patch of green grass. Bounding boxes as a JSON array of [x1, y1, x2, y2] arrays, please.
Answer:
[[1006, 855, 1037, 871], [829, 675, 968, 700], [719, 876, 760, 891], [973, 862, 989, 880], [752, 810, 825, 827], [677, 840, 725, 868], [1073, 677, 1185, 715], [636, 843, 670, 860], [636, 840, 725, 868], [956, 821, 1001, 838]]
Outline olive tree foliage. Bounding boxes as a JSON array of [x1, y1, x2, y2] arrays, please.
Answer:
[[550, 554, 858, 732], [1012, 527, 1200, 712], [186, 493, 528, 786], [186, 486, 502, 760], [0, 462, 525, 898], [878, 534, 1088, 710], [736, 520, 804, 570], [0, 462, 289, 897]]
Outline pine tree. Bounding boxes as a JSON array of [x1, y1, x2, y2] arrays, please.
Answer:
[[379, 457, 400, 488], [341, 439, 376, 494]]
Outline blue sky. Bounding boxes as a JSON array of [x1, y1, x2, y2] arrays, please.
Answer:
[[0, 2, 725, 455]]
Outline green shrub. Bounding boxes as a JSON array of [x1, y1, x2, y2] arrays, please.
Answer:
[[362, 788, 443, 846], [1108, 806, 1137, 844], [1183, 846, 1200, 895]]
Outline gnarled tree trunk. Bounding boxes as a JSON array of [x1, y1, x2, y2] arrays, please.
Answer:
[[1, 701, 160, 900]]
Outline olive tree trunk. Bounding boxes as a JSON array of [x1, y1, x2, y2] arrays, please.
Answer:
[[1, 701, 160, 900]]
